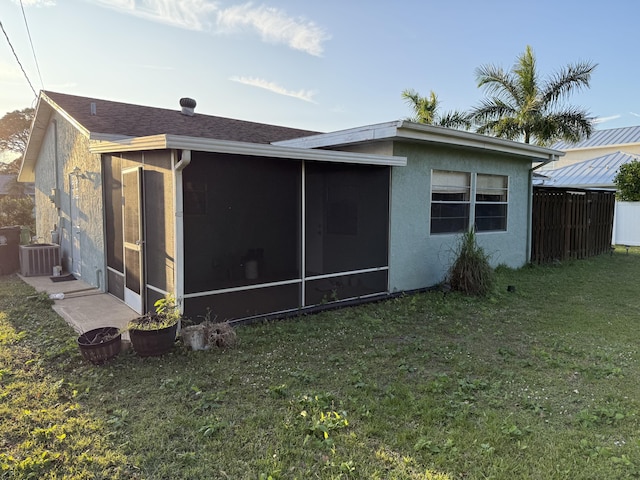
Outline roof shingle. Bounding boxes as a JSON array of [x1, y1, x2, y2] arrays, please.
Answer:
[[43, 91, 320, 144]]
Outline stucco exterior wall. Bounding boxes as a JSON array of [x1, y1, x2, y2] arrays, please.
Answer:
[[33, 113, 105, 288], [388, 142, 532, 291]]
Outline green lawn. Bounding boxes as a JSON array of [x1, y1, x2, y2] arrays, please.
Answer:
[[2, 247, 640, 479]]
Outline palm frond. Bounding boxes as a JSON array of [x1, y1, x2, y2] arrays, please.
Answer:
[[542, 61, 597, 105], [473, 46, 596, 144], [513, 45, 538, 100], [437, 110, 472, 129], [469, 98, 517, 124]]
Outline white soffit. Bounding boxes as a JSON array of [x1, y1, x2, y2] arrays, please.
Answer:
[[89, 133, 407, 166], [274, 120, 564, 162]]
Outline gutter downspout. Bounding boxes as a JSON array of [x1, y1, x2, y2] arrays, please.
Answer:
[[173, 149, 191, 317], [527, 154, 558, 262]]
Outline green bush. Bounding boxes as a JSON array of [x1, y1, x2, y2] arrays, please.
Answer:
[[447, 229, 494, 296], [614, 160, 640, 201]]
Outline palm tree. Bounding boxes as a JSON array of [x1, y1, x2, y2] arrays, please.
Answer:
[[401, 89, 470, 129], [470, 45, 597, 145]]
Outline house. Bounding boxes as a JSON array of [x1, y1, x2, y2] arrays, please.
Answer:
[[0, 174, 35, 199], [546, 125, 640, 169], [19, 91, 561, 322], [534, 151, 637, 189], [540, 127, 640, 246]]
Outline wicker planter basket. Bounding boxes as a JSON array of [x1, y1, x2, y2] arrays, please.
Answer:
[[129, 321, 178, 357], [77, 327, 122, 364]]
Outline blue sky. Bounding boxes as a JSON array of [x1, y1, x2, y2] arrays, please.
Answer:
[[2, 0, 640, 136]]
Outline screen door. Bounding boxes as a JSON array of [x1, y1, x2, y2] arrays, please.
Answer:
[[122, 167, 144, 314]]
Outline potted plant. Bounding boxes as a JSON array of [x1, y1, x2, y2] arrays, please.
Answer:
[[77, 326, 122, 364], [128, 295, 180, 357]]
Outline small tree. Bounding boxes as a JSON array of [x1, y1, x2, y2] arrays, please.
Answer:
[[0, 108, 34, 154], [0, 108, 34, 176], [0, 196, 35, 231], [614, 160, 640, 201]]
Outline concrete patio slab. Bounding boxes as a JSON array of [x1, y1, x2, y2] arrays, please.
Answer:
[[18, 273, 136, 340]]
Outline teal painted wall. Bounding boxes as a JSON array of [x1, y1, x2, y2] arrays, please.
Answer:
[[389, 142, 532, 291]]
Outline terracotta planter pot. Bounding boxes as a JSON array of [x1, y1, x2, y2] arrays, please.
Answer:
[[77, 327, 122, 364], [129, 321, 178, 357]]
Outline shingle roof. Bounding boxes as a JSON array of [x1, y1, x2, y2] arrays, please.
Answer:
[[535, 151, 638, 188], [552, 126, 640, 150], [43, 91, 319, 144]]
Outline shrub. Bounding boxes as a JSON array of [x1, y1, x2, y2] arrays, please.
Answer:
[[614, 160, 640, 201], [447, 229, 494, 296]]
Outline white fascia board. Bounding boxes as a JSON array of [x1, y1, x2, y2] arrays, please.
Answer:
[[273, 121, 402, 149], [275, 119, 564, 162], [40, 92, 91, 138], [19, 93, 93, 182], [395, 123, 563, 161], [89, 133, 407, 166]]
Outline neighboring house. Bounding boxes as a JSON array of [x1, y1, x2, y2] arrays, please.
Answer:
[[546, 125, 640, 169], [0, 174, 35, 199], [19, 91, 561, 321], [534, 151, 637, 189], [539, 131, 640, 246]]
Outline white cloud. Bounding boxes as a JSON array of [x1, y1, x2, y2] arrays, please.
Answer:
[[592, 115, 621, 125], [15, 0, 56, 6], [630, 112, 640, 118], [89, 0, 217, 30], [86, 1, 329, 55], [217, 3, 329, 56], [230, 75, 317, 103]]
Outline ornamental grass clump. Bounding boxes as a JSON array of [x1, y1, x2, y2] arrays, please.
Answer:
[[448, 229, 494, 296]]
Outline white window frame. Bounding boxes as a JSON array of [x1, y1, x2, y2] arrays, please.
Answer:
[[430, 170, 471, 234], [430, 170, 509, 235], [475, 173, 508, 232]]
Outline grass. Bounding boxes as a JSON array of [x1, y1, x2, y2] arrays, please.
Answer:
[[2, 246, 640, 479]]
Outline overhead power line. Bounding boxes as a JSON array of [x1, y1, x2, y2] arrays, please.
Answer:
[[0, 19, 37, 99], [20, 0, 44, 89]]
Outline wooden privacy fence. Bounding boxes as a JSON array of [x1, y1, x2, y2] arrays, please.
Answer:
[[531, 187, 616, 264]]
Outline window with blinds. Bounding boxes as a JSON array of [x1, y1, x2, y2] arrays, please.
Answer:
[[430, 170, 508, 234], [475, 174, 508, 232], [430, 170, 471, 234]]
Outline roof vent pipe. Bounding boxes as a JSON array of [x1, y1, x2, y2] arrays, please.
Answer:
[[179, 97, 196, 116], [90, 102, 96, 115]]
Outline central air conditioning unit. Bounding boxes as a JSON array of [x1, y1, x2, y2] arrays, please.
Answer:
[[19, 244, 61, 276]]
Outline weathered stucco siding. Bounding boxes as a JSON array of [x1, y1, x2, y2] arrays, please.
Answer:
[[33, 112, 105, 287], [33, 118, 58, 242], [389, 142, 531, 292]]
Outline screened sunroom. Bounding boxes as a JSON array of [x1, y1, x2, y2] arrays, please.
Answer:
[[99, 136, 406, 322], [182, 152, 392, 320]]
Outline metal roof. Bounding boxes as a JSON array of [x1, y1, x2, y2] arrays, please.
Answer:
[[534, 151, 639, 188], [552, 126, 640, 150], [275, 120, 564, 162]]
